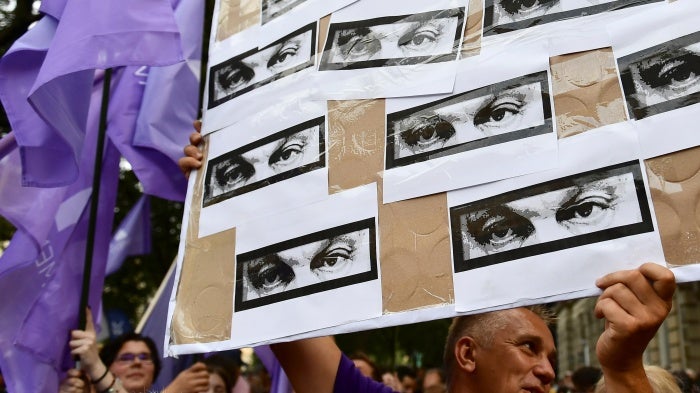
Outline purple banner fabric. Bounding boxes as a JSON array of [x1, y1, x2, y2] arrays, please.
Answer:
[[138, 265, 195, 390], [133, 0, 203, 201], [0, 0, 183, 188], [254, 346, 294, 393], [106, 195, 151, 275], [0, 70, 122, 393]]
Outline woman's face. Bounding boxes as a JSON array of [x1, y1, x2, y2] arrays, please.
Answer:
[[109, 341, 155, 393], [200, 372, 227, 393]]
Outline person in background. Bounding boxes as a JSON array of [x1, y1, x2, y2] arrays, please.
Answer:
[[396, 366, 417, 393], [422, 368, 446, 393], [351, 353, 381, 382], [201, 356, 235, 393], [572, 366, 602, 393], [596, 366, 681, 393], [59, 308, 209, 393]]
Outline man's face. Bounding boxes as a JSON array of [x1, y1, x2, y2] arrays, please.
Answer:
[[470, 308, 556, 393], [109, 340, 155, 393]]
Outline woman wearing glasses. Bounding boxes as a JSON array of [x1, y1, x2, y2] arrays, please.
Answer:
[[59, 308, 210, 393]]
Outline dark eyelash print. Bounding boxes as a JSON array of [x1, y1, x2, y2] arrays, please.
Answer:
[[336, 27, 373, 47], [268, 136, 307, 165], [246, 254, 295, 291], [467, 206, 534, 247], [473, 94, 525, 126], [637, 52, 700, 89], [399, 115, 456, 147], [215, 156, 255, 188], [218, 62, 255, 90], [500, 0, 558, 15], [267, 41, 301, 69]]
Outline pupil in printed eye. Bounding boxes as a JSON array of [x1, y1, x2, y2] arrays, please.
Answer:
[[576, 203, 593, 217], [281, 150, 293, 160], [262, 269, 280, 285], [521, 0, 538, 8], [412, 36, 426, 46], [421, 127, 435, 140], [492, 109, 508, 121], [493, 228, 510, 239]]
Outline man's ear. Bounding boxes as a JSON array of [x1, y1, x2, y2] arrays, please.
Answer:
[[454, 336, 477, 373]]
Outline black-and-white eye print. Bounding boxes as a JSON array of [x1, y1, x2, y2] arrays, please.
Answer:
[[450, 161, 654, 272], [483, 0, 658, 37], [261, 0, 307, 24], [385, 71, 552, 169], [203, 117, 325, 207], [235, 219, 378, 311], [319, 8, 464, 71], [619, 31, 700, 120], [208, 23, 316, 108], [492, 0, 563, 25]]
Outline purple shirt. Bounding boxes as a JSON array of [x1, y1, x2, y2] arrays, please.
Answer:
[[334, 355, 397, 393]]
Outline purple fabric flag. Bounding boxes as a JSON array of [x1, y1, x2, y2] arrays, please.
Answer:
[[106, 195, 151, 275], [0, 68, 122, 393], [0, 138, 120, 392], [255, 346, 294, 393], [133, 0, 204, 201], [137, 263, 195, 390], [0, 0, 183, 188]]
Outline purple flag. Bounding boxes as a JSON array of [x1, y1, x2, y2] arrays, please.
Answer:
[[106, 195, 151, 275], [255, 346, 294, 393], [133, 0, 204, 201], [137, 263, 195, 390], [0, 67, 123, 393], [0, 137, 120, 392], [0, 0, 182, 188]]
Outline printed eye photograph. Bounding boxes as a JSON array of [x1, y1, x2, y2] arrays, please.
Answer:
[[203, 117, 325, 206], [450, 161, 654, 271], [386, 72, 551, 169], [208, 22, 316, 108], [619, 32, 700, 120], [483, 0, 644, 36], [491, 0, 563, 25], [261, 0, 307, 24], [235, 219, 378, 311], [319, 8, 464, 71]]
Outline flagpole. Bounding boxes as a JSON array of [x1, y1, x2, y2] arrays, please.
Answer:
[[79, 68, 113, 330], [197, 0, 215, 119]]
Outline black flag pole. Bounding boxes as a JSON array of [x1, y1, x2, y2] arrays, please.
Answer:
[[197, 0, 215, 119], [78, 68, 113, 331]]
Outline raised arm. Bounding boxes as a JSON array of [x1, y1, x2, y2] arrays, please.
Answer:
[[594, 262, 675, 393], [270, 336, 343, 393]]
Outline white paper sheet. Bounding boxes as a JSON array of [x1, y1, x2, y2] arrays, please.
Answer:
[[199, 100, 329, 237], [233, 184, 382, 348], [481, 0, 666, 53], [310, 0, 467, 100], [257, 0, 358, 46], [382, 44, 558, 204], [202, 22, 319, 134], [609, 1, 700, 124], [448, 123, 666, 312]]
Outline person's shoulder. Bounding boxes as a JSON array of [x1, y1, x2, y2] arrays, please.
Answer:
[[335, 354, 397, 393]]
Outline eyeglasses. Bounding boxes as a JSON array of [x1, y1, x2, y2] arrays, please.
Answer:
[[115, 352, 153, 364]]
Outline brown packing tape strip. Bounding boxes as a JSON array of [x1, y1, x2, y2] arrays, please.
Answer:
[[327, 100, 454, 312], [645, 147, 700, 266], [216, 0, 260, 42], [549, 48, 627, 139], [171, 135, 235, 344], [461, 0, 483, 57]]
